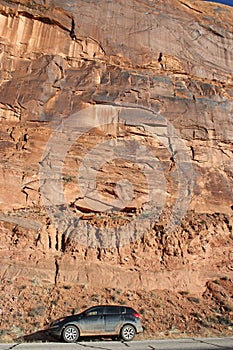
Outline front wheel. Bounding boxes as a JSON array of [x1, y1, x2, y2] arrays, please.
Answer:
[[120, 324, 136, 341], [62, 325, 79, 343]]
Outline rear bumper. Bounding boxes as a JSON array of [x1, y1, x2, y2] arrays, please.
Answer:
[[136, 325, 144, 334]]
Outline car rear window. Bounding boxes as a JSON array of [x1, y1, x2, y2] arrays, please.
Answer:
[[125, 307, 136, 314]]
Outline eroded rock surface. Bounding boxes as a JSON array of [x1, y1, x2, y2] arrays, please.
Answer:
[[0, 0, 232, 340]]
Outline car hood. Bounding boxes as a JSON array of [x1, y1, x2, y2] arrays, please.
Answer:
[[50, 313, 83, 326]]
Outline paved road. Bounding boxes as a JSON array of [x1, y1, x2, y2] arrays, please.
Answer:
[[0, 338, 232, 350]]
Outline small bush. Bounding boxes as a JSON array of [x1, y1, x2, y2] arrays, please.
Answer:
[[220, 276, 231, 281], [0, 329, 9, 336], [116, 289, 122, 295], [206, 315, 233, 327], [63, 285, 72, 290], [91, 297, 100, 302], [218, 316, 233, 326], [223, 302, 233, 312], [28, 305, 45, 317], [179, 291, 189, 296], [139, 308, 146, 315], [213, 279, 220, 285], [62, 176, 73, 183], [188, 296, 200, 304], [111, 295, 117, 302], [31, 277, 41, 286], [191, 312, 202, 319]]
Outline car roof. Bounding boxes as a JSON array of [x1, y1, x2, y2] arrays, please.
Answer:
[[83, 305, 136, 313], [69, 305, 137, 318], [85, 305, 131, 309]]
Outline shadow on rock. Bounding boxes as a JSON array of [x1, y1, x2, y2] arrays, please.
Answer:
[[16, 331, 124, 344], [15, 329, 58, 343]]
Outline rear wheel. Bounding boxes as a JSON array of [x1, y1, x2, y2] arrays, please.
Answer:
[[62, 325, 79, 343], [120, 324, 136, 341]]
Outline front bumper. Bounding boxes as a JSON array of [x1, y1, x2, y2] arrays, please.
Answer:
[[46, 325, 62, 339]]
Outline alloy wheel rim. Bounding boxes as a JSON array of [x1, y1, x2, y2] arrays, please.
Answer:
[[65, 327, 78, 341], [123, 326, 135, 340]]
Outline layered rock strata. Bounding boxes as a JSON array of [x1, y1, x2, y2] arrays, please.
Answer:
[[0, 0, 232, 309]]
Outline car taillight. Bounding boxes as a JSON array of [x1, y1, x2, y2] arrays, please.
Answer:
[[133, 313, 140, 318]]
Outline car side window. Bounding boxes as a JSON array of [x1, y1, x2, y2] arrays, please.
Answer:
[[86, 307, 103, 316], [104, 306, 121, 315], [86, 310, 98, 316]]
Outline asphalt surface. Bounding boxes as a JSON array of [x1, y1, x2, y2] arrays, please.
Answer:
[[0, 337, 232, 350]]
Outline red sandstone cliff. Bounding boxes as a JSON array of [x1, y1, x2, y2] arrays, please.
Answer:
[[0, 0, 232, 341]]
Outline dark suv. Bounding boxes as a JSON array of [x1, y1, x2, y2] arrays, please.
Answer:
[[48, 305, 143, 343]]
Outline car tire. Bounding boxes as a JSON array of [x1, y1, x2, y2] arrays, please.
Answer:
[[120, 324, 136, 341], [62, 325, 80, 343]]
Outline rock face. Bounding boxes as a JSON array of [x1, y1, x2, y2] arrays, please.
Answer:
[[0, 0, 233, 340]]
